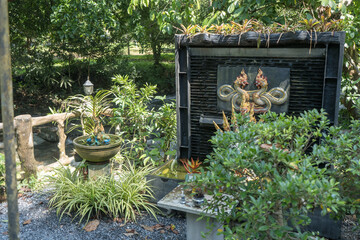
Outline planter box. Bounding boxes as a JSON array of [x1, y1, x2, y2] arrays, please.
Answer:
[[175, 31, 345, 160]]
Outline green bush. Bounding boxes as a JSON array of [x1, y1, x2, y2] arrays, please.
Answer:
[[312, 118, 360, 219], [111, 75, 176, 167], [47, 162, 157, 224], [194, 110, 344, 239], [131, 61, 175, 95]]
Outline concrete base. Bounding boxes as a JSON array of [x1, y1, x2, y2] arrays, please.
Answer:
[[157, 185, 225, 240], [87, 162, 111, 179], [187, 213, 224, 240]]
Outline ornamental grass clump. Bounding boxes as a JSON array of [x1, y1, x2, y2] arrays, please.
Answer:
[[47, 162, 157, 224]]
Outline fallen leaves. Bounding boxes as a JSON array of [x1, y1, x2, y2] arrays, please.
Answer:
[[23, 219, 31, 225], [123, 228, 138, 237], [83, 220, 100, 232], [140, 224, 154, 232], [140, 223, 179, 235]]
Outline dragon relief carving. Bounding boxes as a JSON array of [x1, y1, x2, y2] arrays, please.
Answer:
[[217, 68, 289, 113]]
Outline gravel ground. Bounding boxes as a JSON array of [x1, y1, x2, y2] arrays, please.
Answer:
[[0, 189, 359, 240], [0, 190, 186, 240]]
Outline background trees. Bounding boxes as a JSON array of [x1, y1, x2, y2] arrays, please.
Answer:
[[7, 0, 360, 120]]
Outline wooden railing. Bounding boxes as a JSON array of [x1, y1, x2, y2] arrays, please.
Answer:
[[0, 112, 76, 175]]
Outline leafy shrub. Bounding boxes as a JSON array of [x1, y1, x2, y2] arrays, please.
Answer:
[[111, 75, 176, 166], [47, 162, 157, 224], [312, 118, 360, 219], [150, 96, 177, 163], [131, 61, 175, 95], [194, 110, 344, 239]]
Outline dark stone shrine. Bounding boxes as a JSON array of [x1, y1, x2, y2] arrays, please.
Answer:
[[175, 31, 345, 160]]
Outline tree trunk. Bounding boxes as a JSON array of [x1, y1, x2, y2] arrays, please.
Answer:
[[14, 115, 37, 179], [127, 40, 130, 55], [274, 200, 284, 227], [151, 41, 161, 65]]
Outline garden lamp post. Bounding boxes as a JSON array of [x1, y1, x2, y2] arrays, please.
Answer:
[[83, 76, 94, 95]]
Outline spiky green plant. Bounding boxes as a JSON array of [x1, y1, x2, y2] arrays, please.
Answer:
[[47, 162, 157, 224], [65, 89, 113, 136]]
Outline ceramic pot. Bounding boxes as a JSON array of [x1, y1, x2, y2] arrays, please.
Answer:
[[73, 134, 121, 163], [193, 196, 204, 208]]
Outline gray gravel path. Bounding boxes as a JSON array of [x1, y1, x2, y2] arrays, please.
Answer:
[[0, 191, 186, 240]]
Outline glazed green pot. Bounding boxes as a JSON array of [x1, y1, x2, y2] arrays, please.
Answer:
[[73, 134, 122, 163]]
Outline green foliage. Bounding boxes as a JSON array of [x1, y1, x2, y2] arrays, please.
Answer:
[[65, 90, 113, 137], [194, 109, 344, 239], [131, 62, 175, 95], [151, 96, 177, 163], [111, 75, 176, 166], [312, 119, 360, 218], [112, 75, 156, 141], [50, 0, 123, 58], [47, 162, 157, 224], [111, 74, 157, 166], [18, 174, 42, 192]]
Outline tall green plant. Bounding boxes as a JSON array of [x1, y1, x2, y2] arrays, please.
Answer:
[[48, 162, 157, 224], [194, 110, 344, 239], [150, 96, 177, 163], [111, 75, 177, 166], [65, 89, 113, 137], [111, 75, 156, 166]]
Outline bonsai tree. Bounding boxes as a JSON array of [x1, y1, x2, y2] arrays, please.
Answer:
[[194, 109, 344, 239]]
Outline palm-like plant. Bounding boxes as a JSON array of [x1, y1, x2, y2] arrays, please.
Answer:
[[65, 89, 113, 145]]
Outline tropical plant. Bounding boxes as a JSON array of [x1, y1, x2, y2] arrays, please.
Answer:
[[150, 96, 177, 164], [180, 157, 202, 174], [111, 74, 156, 166], [47, 161, 157, 224], [193, 109, 344, 239], [65, 89, 114, 145]]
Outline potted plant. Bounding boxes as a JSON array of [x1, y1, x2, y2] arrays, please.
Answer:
[[192, 187, 205, 208], [65, 90, 122, 163]]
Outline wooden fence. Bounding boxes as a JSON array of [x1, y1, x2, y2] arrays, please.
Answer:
[[0, 112, 76, 176]]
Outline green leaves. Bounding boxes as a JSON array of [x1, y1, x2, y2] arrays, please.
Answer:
[[48, 161, 157, 224], [193, 109, 351, 239], [65, 89, 113, 136]]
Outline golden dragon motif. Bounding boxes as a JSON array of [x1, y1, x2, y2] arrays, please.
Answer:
[[217, 68, 289, 113]]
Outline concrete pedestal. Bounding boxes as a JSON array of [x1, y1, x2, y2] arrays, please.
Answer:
[[87, 162, 111, 179], [157, 185, 224, 240], [186, 212, 223, 240]]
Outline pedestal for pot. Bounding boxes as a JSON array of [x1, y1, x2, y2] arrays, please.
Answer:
[[73, 134, 121, 163]]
